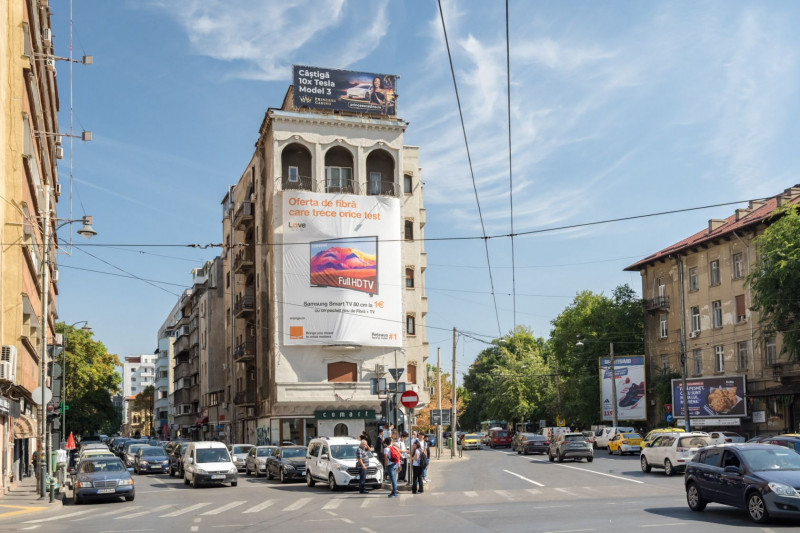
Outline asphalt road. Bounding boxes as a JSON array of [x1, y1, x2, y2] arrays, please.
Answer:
[[3, 446, 799, 532]]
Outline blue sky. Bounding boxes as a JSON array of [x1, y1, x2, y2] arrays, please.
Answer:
[[51, 1, 800, 379]]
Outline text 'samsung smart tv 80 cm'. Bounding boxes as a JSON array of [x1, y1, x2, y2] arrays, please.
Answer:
[[309, 236, 378, 295]]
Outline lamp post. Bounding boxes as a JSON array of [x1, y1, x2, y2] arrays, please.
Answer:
[[38, 182, 96, 498]]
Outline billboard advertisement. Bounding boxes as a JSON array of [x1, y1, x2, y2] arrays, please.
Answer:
[[293, 65, 397, 116], [282, 191, 402, 346], [671, 376, 747, 418], [599, 356, 647, 421]]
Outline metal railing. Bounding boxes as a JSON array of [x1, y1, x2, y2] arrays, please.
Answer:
[[644, 296, 670, 311]]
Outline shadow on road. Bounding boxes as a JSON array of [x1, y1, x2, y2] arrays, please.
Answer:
[[643, 505, 799, 528]]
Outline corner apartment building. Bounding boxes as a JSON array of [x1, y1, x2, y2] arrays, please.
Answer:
[[154, 298, 182, 439], [221, 77, 429, 445], [122, 354, 155, 428], [626, 185, 800, 435], [0, 0, 61, 491]]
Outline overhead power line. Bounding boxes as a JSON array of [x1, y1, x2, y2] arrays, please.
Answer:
[[505, 0, 517, 330]]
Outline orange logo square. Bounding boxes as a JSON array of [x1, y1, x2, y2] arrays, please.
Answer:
[[290, 326, 304, 339]]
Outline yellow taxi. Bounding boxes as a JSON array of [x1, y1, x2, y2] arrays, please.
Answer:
[[608, 432, 643, 455], [642, 428, 685, 447], [462, 433, 483, 450]]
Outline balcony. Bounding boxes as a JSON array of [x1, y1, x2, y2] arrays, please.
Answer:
[[771, 362, 800, 378], [173, 333, 190, 356], [234, 293, 255, 317], [644, 296, 670, 311], [366, 180, 399, 197], [319, 179, 357, 195], [234, 339, 256, 362], [234, 202, 254, 230], [234, 247, 254, 273], [234, 389, 256, 406], [280, 175, 313, 191]]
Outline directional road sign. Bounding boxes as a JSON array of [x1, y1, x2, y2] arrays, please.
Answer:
[[400, 390, 419, 409]]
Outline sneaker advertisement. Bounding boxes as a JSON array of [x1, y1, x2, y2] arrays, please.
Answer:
[[599, 356, 647, 421]]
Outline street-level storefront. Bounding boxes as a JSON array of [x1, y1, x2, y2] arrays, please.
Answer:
[[747, 383, 800, 437], [259, 408, 379, 447]]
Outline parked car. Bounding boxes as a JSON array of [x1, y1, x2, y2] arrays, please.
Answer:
[[167, 442, 187, 477], [123, 442, 147, 467], [244, 445, 277, 477], [594, 427, 635, 449], [640, 432, 711, 476], [488, 428, 512, 449], [72, 457, 135, 504], [761, 435, 800, 453], [642, 428, 687, 447], [685, 443, 800, 523], [708, 431, 746, 445], [227, 444, 254, 472], [461, 433, 482, 450], [513, 433, 549, 455], [266, 446, 308, 483], [548, 432, 593, 463], [182, 441, 238, 488], [608, 433, 643, 456], [133, 445, 170, 474], [305, 437, 383, 491]]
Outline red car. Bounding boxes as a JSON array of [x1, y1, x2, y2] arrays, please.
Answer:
[[489, 429, 512, 449]]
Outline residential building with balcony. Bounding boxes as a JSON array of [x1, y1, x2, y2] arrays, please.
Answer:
[[122, 354, 156, 428], [220, 85, 429, 445], [626, 185, 800, 435], [154, 297, 182, 439]]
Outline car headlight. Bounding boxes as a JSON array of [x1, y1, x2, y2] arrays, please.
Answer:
[[284, 464, 295, 470], [140, 461, 149, 466], [162, 461, 169, 465], [118, 479, 134, 486], [76, 481, 93, 488], [769, 482, 800, 497], [195, 468, 208, 475], [334, 463, 350, 471], [228, 466, 238, 474]]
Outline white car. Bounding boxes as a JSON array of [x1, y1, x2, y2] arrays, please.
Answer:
[[594, 426, 635, 449], [346, 83, 372, 100], [640, 432, 712, 476], [305, 437, 383, 491], [182, 441, 238, 488], [707, 431, 746, 445]]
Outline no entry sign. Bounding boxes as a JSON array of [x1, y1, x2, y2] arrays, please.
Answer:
[[400, 390, 419, 409]]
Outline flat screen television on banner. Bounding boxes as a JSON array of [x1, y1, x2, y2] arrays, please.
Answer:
[[293, 65, 397, 116], [310, 236, 378, 295]]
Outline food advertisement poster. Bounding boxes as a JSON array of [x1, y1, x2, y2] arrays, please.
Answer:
[[671, 376, 747, 418], [282, 190, 402, 347], [599, 356, 647, 421], [292, 65, 397, 116]]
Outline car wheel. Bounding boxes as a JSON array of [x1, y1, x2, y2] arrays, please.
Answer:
[[125, 494, 135, 502], [608, 448, 613, 455], [557, 452, 564, 463], [266, 467, 273, 480], [641, 455, 651, 473], [73, 493, 81, 505], [549, 452, 554, 462], [306, 471, 316, 487], [280, 469, 287, 484], [231, 481, 238, 487], [747, 492, 769, 523], [192, 474, 199, 489], [587, 456, 593, 463], [184, 474, 189, 485], [245, 465, 250, 476], [686, 482, 707, 512], [664, 459, 674, 476], [328, 474, 338, 491]]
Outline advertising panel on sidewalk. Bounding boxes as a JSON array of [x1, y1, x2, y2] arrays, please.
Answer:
[[282, 190, 402, 347], [671, 376, 747, 418], [292, 65, 398, 116], [599, 356, 647, 421]]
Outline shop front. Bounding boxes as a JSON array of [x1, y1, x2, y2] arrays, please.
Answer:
[[261, 409, 379, 446]]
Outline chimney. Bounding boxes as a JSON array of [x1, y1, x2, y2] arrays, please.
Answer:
[[777, 194, 793, 207], [749, 200, 767, 211], [708, 219, 727, 233], [735, 208, 751, 221], [785, 186, 800, 198]]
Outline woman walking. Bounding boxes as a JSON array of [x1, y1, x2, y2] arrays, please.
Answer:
[[411, 442, 424, 494]]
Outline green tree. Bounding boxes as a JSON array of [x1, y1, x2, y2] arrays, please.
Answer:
[[748, 205, 800, 360], [56, 322, 121, 437], [133, 385, 155, 436]]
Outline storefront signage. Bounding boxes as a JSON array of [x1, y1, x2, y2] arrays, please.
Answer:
[[293, 66, 397, 116], [671, 376, 747, 418], [315, 409, 376, 420], [753, 411, 766, 423]]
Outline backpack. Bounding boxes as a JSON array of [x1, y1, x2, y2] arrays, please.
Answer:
[[418, 448, 428, 468], [388, 445, 402, 464]]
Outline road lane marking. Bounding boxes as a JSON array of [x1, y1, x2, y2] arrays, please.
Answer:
[[494, 490, 515, 500], [373, 514, 414, 518], [463, 510, 496, 514], [532, 459, 644, 484], [21, 527, 41, 530], [191, 527, 199, 532], [360, 498, 375, 508], [78, 507, 140, 520], [322, 499, 344, 510], [639, 524, 687, 528], [555, 488, 580, 496], [282, 497, 313, 512], [243, 500, 275, 513], [0, 505, 47, 520], [160, 502, 212, 517], [503, 469, 545, 487], [464, 491, 478, 497], [116, 505, 172, 519], [544, 529, 594, 533], [24, 510, 92, 523], [202, 501, 246, 515], [526, 489, 542, 496]]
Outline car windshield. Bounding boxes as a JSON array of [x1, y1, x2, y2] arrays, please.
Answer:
[[678, 436, 711, 448], [329, 445, 359, 459], [282, 448, 306, 459], [494, 431, 508, 437], [564, 435, 585, 442], [196, 449, 231, 463], [232, 446, 253, 455], [257, 448, 272, 457], [141, 447, 165, 457], [623, 434, 641, 439], [743, 448, 800, 471], [466, 434, 481, 439], [128, 444, 144, 454], [81, 460, 125, 473]]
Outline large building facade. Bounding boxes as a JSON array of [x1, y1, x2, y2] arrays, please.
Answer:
[[626, 186, 800, 436], [121, 354, 155, 429]]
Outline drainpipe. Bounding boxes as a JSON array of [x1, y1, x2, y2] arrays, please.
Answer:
[[732, 231, 756, 376], [674, 254, 691, 431]]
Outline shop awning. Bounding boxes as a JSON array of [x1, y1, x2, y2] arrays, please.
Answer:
[[748, 384, 800, 398]]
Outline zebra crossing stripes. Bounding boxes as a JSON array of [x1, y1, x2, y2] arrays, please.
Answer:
[[243, 500, 276, 513], [116, 504, 172, 519], [160, 502, 212, 517], [201, 501, 246, 515], [281, 497, 313, 512], [321, 498, 344, 510]]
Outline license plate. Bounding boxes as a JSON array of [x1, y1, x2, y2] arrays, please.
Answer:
[[97, 488, 116, 494], [152, 465, 163, 468], [211, 475, 225, 480]]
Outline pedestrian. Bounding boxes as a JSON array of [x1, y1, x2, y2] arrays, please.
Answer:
[[411, 441, 424, 494], [383, 437, 400, 497], [375, 428, 385, 471], [360, 430, 372, 448], [417, 435, 428, 483], [394, 431, 408, 482], [423, 434, 432, 482], [356, 438, 370, 494]]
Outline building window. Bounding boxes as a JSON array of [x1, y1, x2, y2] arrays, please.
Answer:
[[327, 362, 357, 383], [369, 171, 382, 195], [656, 277, 665, 298], [766, 336, 777, 365], [737, 341, 748, 370], [692, 349, 702, 375], [733, 252, 744, 279], [712, 300, 722, 328], [661, 355, 669, 371], [407, 364, 417, 385], [690, 306, 700, 333], [710, 260, 720, 286], [325, 166, 353, 189], [714, 345, 724, 372], [659, 313, 668, 338], [288, 165, 299, 183], [406, 315, 416, 336], [735, 294, 746, 322], [131, 387, 137, 392], [131, 377, 137, 382], [405, 220, 413, 241], [404, 174, 412, 194], [689, 267, 698, 292], [405, 268, 414, 288]]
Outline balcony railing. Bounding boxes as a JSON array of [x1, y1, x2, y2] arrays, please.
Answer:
[[234, 201, 254, 229], [234, 247, 254, 273], [318, 179, 357, 195], [234, 294, 255, 317], [279, 175, 313, 191], [644, 296, 670, 311], [366, 180, 399, 197], [234, 389, 256, 406], [234, 339, 256, 362]]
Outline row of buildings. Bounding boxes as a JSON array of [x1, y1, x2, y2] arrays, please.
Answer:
[[150, 77, 430, 446]]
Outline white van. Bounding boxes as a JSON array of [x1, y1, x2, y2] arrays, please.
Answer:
[[594, 427, 635, 449], [305, 437, 383, 491], [182, 441, 238, 488]]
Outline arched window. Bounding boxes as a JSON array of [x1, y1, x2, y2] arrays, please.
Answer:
[[366, 149, 395, 196], [327, 361, 357, 382], [325, 146, 354, 193], [334, 423, 349, 437], [405, 268, 414, 288], [281, 143, 312, 190]]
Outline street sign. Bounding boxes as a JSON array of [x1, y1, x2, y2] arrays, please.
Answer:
[[388, 368, 405, 381], [665, 413, 674, 423], [556, 415, 566, 427], [32, 387, 52, 406], [51, 363, 62, 379], [430, 409, 451, 425], [400, 390, 419, 409], [664, 404, 672, 413]]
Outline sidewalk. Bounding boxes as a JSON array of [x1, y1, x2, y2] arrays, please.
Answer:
[[0, 475, 64, 521]]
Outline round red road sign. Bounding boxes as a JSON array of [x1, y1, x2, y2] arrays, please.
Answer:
[[400, 390, 419, 409]]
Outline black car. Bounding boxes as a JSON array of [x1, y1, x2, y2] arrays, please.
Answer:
[[513, 433, 550, 455], [134, 446, 170, 474], [266, 446, 307, 483], [685, 443, 800, 523], [168, 442, 187, 477]]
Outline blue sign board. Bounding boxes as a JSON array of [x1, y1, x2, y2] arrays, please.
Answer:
[[665, 413, 674, 423]]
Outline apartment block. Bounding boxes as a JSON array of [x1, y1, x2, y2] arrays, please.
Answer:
[[121, 354, 156, 430]]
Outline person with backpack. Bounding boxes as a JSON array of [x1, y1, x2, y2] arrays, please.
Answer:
[[422, 434, 431, 483], [411, 441, 424, 494], [383, 437, 400, 497]]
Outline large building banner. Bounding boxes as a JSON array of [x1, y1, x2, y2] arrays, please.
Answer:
[[293, 65, 397, 116], [282, 191, 402, 347], [671, 376, 747, 418], [599, 356, 647, 421]]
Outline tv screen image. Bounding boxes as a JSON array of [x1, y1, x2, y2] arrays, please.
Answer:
[[309, 237, 378, 295]]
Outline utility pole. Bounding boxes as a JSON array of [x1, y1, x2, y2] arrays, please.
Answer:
[[38, 182, 50, 499], [677, 256, 691, 432], [437, 347, 442, 457], [610, 342, 618, 427], [451, 328, 457, 458]]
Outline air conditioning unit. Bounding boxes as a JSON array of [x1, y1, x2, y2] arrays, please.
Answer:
[[52, 269, 59, 283], [221, 402, 228, 409], [1, 345, 18, 367], [375, 364, 385, 374], [247, 407, 255, 417], [42, 28, 52, 45], [0, 362, 15, 383], [45, 58, 56, 71], [55, 146, 63, 160], [689, 331, 699, 339]]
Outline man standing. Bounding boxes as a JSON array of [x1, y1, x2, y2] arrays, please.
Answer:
[[383, 437, 399, 498], [356, 438, 370, 494]]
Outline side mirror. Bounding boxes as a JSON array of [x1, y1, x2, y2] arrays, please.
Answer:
[[723, 465, 741, 475], [320, 454, 329, 460], [187, 457, 194, 464]]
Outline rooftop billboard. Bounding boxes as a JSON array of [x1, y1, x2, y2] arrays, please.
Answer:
[[292, 65, 397, 116]]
